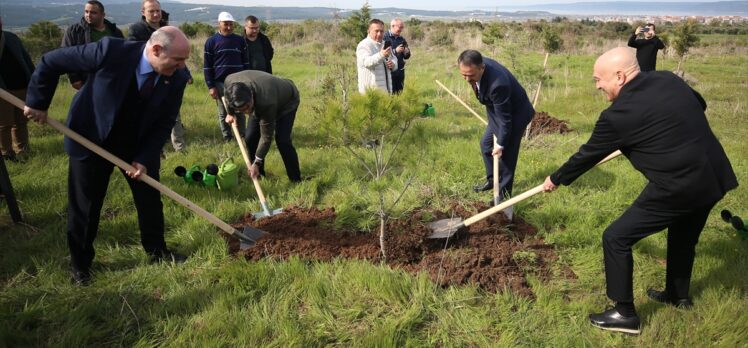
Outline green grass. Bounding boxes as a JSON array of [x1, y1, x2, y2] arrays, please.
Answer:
[[1, 33, 747, 346]]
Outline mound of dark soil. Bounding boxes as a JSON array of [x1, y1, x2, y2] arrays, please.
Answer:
[[224, 204, 575, 297], [528, 111, 573, 137]]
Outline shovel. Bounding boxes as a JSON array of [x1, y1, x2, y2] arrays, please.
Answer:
[[0, 89, 264, 250], [221, 97, 283, 220], [427, 150, 623, 238]]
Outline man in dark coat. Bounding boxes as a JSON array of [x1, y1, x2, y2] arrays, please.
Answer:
[[127, 0, 169, 41], [0, 16, 35, 161], [627, 23, 665, 72], [61, 0, 124, 89], [543, 47, 738, 334], [242, 15, 274, 74], [128, 0, 190, 152], [458, 49, 535, 219], [24, 27, 192, 285], [383, 18, 411, 94]]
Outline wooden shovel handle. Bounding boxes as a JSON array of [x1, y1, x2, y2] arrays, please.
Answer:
[[435, 80, 500, 202], [221, 97, 268, 205], [0, 88, 238, 235], [435, 79, 488, 126], [463, 149, 623, 227], [493, 136, 499, 204]]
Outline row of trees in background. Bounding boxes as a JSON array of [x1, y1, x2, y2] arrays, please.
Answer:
[[15, 15, 741, 69]]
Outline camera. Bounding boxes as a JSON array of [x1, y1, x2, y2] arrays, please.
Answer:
[[383, 40, 391, 49], [642, 27, 650, 33]]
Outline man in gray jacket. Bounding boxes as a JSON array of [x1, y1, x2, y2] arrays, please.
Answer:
[[222, 70, 302, 182]]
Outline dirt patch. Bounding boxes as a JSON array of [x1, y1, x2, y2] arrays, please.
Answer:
[[528, 111, 573, 137], [225, 204, 575, 297]]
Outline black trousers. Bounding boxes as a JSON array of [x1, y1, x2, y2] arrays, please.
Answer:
[[391, 70, 405, 94], [67, 155, 166, 271], [245, 106, 301, 181], [480, 126, 524, 200], [602, 201, 716, 302]]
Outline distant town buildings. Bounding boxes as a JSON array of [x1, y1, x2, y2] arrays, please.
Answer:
[[464, 12, 747, 24], [583, 15, 747, 24]]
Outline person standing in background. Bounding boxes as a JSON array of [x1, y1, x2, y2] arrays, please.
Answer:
[[384, 18, 411, 94], [627, 23, 665, 72], [243, 15, 274, 74], [356, 19, 397, 94], [0, 16, 35, 162], [61, 0, 124, 90], [203, 11, 249, 142], [128, 0, 192, 153]]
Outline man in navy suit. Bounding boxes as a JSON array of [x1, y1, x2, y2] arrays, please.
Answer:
[[543, 47, 738, 334], [458, 50, 535, 218], [24, 27, 191, 285]]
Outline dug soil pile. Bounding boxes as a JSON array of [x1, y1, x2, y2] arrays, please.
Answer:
[[226, 205, 574, 297], [528, 111, 573, 137]]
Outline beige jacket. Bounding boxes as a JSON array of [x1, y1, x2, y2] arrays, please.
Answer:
[[356, 37, 397, 94]]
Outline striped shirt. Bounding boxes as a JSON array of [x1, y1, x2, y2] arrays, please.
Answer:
[[203, 32, 249, 88]]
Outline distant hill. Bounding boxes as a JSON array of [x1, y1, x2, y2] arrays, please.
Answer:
[[0, 1, 746, 31], [495, 1, 748, 16], [0, 3, 553, 30]]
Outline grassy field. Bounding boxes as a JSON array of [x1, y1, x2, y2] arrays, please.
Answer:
[[1, 29, 746, 346]]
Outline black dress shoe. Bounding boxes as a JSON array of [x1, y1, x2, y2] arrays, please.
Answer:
[[150, 250, 188, 264], [589, 308, 641, 335], [70, 268, 91, 286], [647, 289, 693, 309], [473, 181, 493, 192], [291, 175, 313, 183]]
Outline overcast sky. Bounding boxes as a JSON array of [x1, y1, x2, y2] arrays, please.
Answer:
[[177, 0, 724, 11]]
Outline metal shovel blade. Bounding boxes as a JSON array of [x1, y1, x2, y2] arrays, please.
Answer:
[[234, 225, 268, 250], [426, 218, 464, 239], [253, 207, 284, 220]]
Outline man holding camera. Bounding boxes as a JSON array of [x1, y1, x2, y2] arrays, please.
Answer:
[[356, 19, 397, 94], [384, 18, 411, 94], [627, 23, 665, 72]]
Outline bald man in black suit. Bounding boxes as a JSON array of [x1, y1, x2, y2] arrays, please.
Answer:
[[543, 47, 738, 334]]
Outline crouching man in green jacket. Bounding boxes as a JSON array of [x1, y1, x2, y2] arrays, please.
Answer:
[[223, 70, 302, 182]]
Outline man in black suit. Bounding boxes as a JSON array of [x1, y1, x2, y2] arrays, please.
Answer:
[[543, 47, 738, 334], [458, 50, 535, 219], [24, 27, 192, 285]]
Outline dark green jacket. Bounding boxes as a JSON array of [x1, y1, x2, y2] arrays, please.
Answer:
[[0, 30, 35, 90], [61, 17, 124, 84], [224, 70, 299, 159]]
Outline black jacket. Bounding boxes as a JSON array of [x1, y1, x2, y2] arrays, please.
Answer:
[[0, 30, 35, 90], [627, 35, 665, 72], [61, 17, 124, 84], [551, 71, 738, 211], [127, 11, 170, 42], [383, 31, 410, 73], [243, 32, 274, 74]]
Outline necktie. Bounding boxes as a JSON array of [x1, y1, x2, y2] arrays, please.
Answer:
[[139, 72, 157, 99], [471, 82, 479, 98]]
